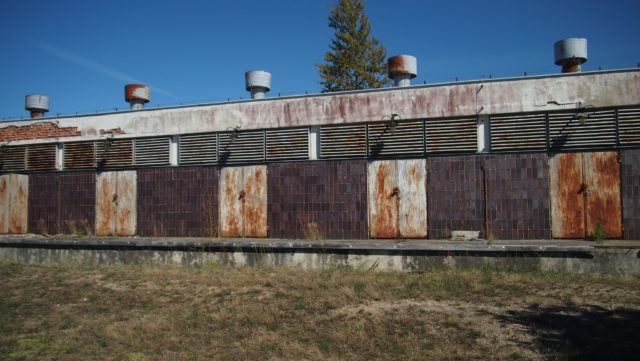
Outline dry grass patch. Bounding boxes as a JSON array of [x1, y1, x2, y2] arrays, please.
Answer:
[[0, 263, 639, 360]]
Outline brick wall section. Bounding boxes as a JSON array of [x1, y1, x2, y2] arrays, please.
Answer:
[[0, 122, 80, 142], [621, 149, 640, 240], [28, 172, 96, 235], [268, 160, 368, 239], [427, 155, 486, 239], [137, 167, 218, 237], [484, 153, 551, 239]]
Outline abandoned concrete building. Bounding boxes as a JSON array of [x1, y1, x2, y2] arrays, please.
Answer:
[[1, 38, 639, 241]]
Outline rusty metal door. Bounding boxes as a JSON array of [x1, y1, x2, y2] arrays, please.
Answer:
[[368, 159, 427, 238], [550, 152, 621, 238], [219, 165, 267, 237], [0, 174, 28, 234], [96, 171, 137, 236]]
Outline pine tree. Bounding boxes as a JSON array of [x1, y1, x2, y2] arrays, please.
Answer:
[[317, 0, 390, 92]]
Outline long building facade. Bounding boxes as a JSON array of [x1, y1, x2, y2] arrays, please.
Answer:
[[1, 69, 639, 240]]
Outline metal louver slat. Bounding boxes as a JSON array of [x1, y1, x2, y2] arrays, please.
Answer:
[[549, 110, 616, 149], [96, 139, 133, 168], [425, 117, 476, 153], [367, 120, 424, 157], [219, 130, 264, 164], [266, 128, 308, 161], [64, 141, 95, 169], [135, 137, 170, 166], [27, 144, 56, 171], [619, 108, 640, 145], [0, 146, 26, 172], [490, 114, 546, 150], [179, 133, 217, 165], [320, 123, 366, 158]]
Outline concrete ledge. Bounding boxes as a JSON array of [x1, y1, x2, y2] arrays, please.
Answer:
[[1, 237, 638, 275]]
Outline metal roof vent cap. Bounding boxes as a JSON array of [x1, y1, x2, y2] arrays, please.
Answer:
[[124, 84, 150, 110], [554, 38, 587, 73], [245, 70, 271, 99], [25, 94, 50, 118], [388, 55, 417, 87]]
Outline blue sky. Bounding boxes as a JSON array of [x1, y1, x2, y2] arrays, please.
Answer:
[[1, 0, 639, 120]]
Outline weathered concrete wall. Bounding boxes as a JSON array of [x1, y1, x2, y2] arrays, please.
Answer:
[[622, 149, 640, 240], [2, 70, 639, 143], [28, 172, 95, 235], [137, 167, 219, 237], [1, 245, 638, 275], [267, 160, 368, 239]]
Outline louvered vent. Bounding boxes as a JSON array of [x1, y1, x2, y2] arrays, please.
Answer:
[[0, 146, 26, 172], [549, 109, 616, 149], [320, 123, 366, 158], [619, 107, 640, 146], [64, 141, 96, 169], [425, 116, 476, 153], [266, 128, 308, 161], [27, 144, 56, 171], [96, 139, 133, 168], [367, 120, 424, 158], [179, 133, 217, 165], [219, 130, 264, 164], [490, 113, 547, 151], [134, 137, 170, 166]]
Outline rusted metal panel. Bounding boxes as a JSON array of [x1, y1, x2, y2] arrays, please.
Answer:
[[618, 107, 640, 145], [320, 124, 367, 158], [397, 159, 427, 238], [95, 171, 137, 236], [242, 165, 267, 237], [584, 152, 622, 238], [0, 176, 8, 233], [219, 166, 267, 237], [219, 167, 243, 237], [367, 120, 424, 157], [96, 172, 117, 236], [96, 139, 134, 169], [8, 174, 28, 234], [490, 113, 547, 151], [265, 128, 308, 161], [115, 171, 137, 236], [368, 160, 399, 238], [0, 146, 26, 172], [550, 153, 585, 238], [425, 116, 476, 153], [179, 133, 217, 165]]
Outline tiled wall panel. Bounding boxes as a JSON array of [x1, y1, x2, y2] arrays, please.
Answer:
[[268, 160, 367, 239], [137, 167, 218, 237], [621, 149, 640, 240], [28, 172, 95, 235], [427, 156, 486, 239]]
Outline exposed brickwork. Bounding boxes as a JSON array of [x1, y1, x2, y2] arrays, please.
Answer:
[[0, 122, 80, 142], [28, 172, 96, 235], [100, 128, 126, 135], [484, 153, 551, 239], [427, 156, 486, 239], [268, 160, 368, 239], [621, 149, 640, 240], [137, 167, 218, 237]]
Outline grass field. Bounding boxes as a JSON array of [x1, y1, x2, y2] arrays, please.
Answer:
[[1, 262, 639, 360]]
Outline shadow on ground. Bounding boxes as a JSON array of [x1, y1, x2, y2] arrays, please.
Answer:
[[497, 304, 640, 360]]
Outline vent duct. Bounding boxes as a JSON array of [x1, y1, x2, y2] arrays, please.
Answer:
[[554, 38, 587, 73], [124, 84, 150, 110], [388, 55, 417, 87], [245, 70, 271, 99], [25, 95, 50, 118]]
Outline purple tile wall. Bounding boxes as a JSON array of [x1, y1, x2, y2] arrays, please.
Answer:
[[137, 167, 218, 237], [268, 160, 367, 239], [484, 153, 551, 239], [28, 172, 96, 234], [427, 156, 486, 239], [621, 149, 640, 240]]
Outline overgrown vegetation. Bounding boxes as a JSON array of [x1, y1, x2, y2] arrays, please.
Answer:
[[1, 263, 639, 360], [589, 220, 606, 242]]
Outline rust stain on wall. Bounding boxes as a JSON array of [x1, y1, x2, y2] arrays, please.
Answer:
[[116, 171, 137, 236], [584, 152, 622, 238], [8, 175, 28, 234], [368, 161, 398, 238]]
